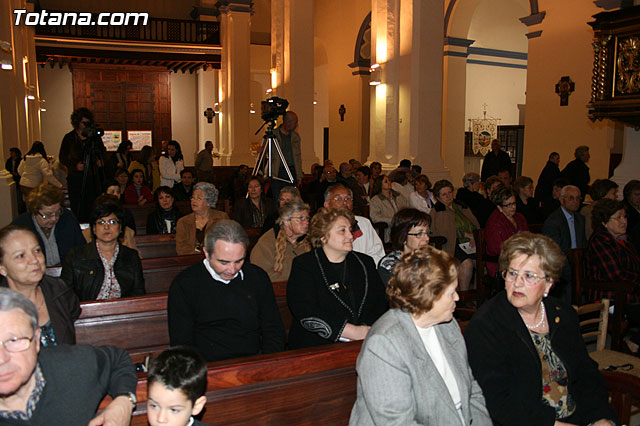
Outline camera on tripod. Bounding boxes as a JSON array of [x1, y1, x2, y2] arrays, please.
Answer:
[[81, 124, 104, 139], [261, 97, 289, 122]]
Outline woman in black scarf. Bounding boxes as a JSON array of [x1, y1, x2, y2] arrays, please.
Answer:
[[146, 186, 183, 234]]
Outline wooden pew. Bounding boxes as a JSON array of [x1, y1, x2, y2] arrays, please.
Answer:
[[136, 234, 177, 259], [141, 254, 203, 293], [124, 342, 362, 425], [124, 204, 155, 236], [76, 280, 292, 363], [76, 293, 169, 365]]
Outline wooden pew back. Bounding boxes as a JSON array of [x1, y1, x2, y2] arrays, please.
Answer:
[[141, 254, 203, 293], [136, 234, 177, 259], [76, 280, 292, 363], [128, 342, 362, 425], [76, 293, 169, 364]]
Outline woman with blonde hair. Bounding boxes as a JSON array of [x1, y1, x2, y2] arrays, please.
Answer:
[[250, 199, 311, 282], [287, 207, 387, 349]]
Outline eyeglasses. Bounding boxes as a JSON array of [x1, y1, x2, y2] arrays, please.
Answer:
[[0, 335, 35, 353], [611, 214, 627, 222], [37, 209, 63, 220], [502, 269, 548, 286], [407, 230, 432, 238], [290, 216, 311, 223], [502, 202, 516, 208], [332, 196, 353, 202], [191, 196, 206, 201], [96, 219, 120, 226]]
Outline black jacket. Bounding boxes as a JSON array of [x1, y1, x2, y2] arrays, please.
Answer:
[[0, 275, 80, 344], [534, 160, 560, 204], [61, 241, 145, 301], [287, 248, 388, 349], [481, 149, 511, 182], [560, 159, 590, 199], [455, 187, 495, 228], [146, 207, 183, 234], [465, 291, 617, 426]]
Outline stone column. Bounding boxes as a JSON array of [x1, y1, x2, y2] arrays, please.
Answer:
[[216, 0, 253, 166], [368, 0, 449, 180], [611, 126, 640, 194], [271, 0, 318, 172], [442, 37, 474, 184]]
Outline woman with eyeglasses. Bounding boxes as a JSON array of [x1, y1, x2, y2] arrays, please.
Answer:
[[176, 182, 229, 255], [465, 232, 617, 426], [485, 185, 529, 278], [378, 208, 432, 287], [61, 203, 145, 301], [287, 207, 388, 349], [0, 225, 80, 346], [250, 199, 311, 282], [11, 183, 85, 267]]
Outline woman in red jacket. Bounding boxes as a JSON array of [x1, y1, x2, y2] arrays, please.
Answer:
[[485, 185, 529, 278], [124, 168, 154, 206]]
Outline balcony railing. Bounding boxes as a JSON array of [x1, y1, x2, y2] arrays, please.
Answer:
[[35, 13, 220, 46]]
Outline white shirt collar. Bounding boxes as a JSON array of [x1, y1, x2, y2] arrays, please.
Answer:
[[202, 258, 244, 284]]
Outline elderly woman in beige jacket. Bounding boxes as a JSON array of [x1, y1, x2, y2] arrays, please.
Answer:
[[430, 179, 479, 291], [250, 199, 311, 282]]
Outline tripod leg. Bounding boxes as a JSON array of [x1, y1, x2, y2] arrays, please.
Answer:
[[268, 136, 295, 184]]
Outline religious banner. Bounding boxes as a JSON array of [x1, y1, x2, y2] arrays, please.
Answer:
[[470, 116, 499, 156]]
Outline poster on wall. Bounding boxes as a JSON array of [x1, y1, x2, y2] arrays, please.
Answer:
[[127, 131, 153, 150], [102, 131, 122, 151]]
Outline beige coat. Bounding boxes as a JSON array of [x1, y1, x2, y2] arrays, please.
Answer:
[[250, 228, 309, 283], [175, 209, 229, 255], [369, 192, 409, 242], [430, 201, 480, 256]]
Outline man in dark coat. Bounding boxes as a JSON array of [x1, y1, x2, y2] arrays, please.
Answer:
[[560, 145, 590, 200], [534, 151, 560, 205], [480, 139, 511, 182], [542, 185, 587, 303]]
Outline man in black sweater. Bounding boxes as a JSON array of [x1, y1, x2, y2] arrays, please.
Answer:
[[168, 220, 285, 362], [0, 288, 137, 425]]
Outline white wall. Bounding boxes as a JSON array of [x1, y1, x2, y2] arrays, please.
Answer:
[[38, 66, 74, 157], [464, 0, 528, 125], [170, 72, 198, 166]]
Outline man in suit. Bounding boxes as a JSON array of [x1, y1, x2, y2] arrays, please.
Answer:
[[534, 151, 561, 206], [542, 185, 586, 303]]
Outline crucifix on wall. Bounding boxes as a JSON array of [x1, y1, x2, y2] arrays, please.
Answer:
[[555, 76, 575, 106]]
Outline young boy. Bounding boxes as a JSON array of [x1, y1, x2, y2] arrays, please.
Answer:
[[147, 347, 210, 426]]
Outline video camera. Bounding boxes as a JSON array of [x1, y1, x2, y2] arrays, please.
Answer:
[[261, 96, 289, 122], [81, 124, 104, 139]]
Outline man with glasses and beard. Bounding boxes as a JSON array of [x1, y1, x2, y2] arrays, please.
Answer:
[[11, 183, 85, 268]]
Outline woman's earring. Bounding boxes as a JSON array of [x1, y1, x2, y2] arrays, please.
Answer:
[[543, 292, 548, 298]]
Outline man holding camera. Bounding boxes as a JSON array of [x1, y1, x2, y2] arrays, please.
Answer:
[[271, 111, 303, 198], [59, 107, 106, 222]]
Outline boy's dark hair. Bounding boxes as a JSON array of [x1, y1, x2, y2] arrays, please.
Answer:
[[148, 346, 207, 403]]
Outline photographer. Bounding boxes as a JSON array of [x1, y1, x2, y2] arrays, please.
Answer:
[[59, 107, 106, 222], [271, 110, 303, 198]]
